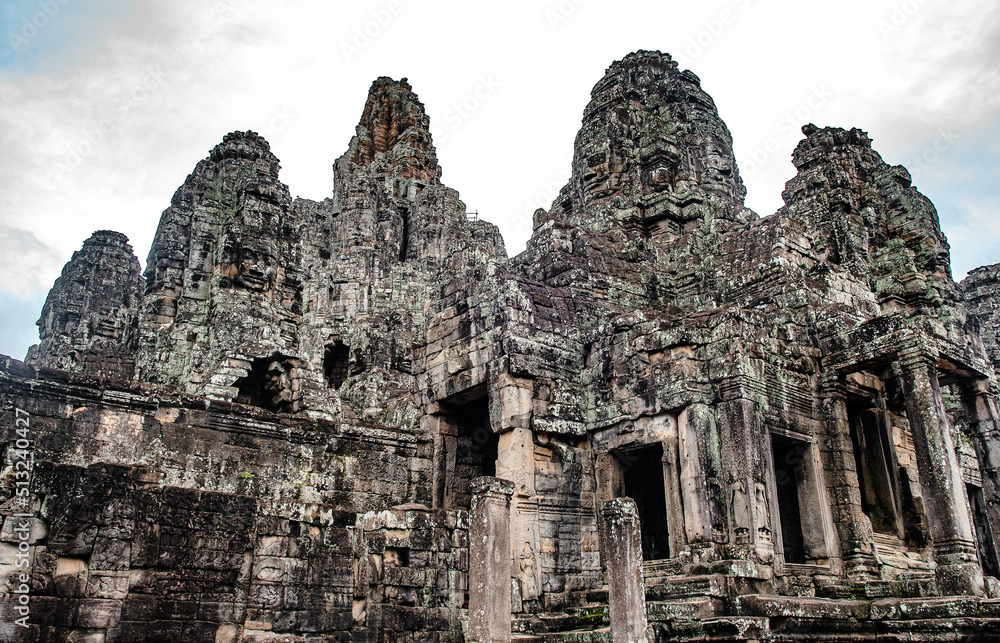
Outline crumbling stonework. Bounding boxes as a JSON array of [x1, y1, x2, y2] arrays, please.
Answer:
[[26, 230, 144, 381], [4, 50, 1000, 641], [964, 264, 1000, 376]]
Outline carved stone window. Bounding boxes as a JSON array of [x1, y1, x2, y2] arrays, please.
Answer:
[[234, 355, 300, 414], [324, 341, 350, 389]]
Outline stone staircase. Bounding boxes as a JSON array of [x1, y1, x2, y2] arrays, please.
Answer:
[[511, 632, 611, 643], [513, 563, 1000, 642], [511, 600, 612, 642], [511, 564, 739, 642]]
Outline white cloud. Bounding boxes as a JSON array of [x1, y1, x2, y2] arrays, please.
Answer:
[[0, 227, 65, 297]]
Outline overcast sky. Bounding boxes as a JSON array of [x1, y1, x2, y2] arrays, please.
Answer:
[[1, 0, 998, 360]]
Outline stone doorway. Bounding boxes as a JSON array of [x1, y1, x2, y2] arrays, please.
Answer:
[[771, 437, 808, 563], [619, 444, 672, 561], [767, 432, 833, 567], [968, 483, 1000, 578], [848, 401, 905, 538], [435, 387, 499, 509]]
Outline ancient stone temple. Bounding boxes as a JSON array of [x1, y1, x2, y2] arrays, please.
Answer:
[[3, 50, 1000, 641]]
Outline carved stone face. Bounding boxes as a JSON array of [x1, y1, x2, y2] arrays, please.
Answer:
[[701, 139, 736, 188], [566, 53, 746, 231]]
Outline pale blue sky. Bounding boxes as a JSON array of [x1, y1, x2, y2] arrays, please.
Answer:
[[1, 0, 998, 359]]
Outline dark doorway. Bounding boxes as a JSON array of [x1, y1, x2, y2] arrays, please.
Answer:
[[771, 437, 807, 564], [399, 208, 410, 261], [621, 444, 671, 561], [324, 341, 350, 389], [968, 484, 1000, 578], [443, 392, 499, 509], [848, 403, 903, 536]]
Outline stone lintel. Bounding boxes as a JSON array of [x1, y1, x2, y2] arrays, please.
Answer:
[[470, 476, 515, 500]]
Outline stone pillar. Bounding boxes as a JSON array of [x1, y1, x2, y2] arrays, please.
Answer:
[[468, 477, 514, 643], [594, 451, 621, 571], [423, 409, 448, 509], [820, 380, 879, 582], [493, 374, 539, 614], [496, 427, 539, 613], [678, 403, 727, 546], [899, 353, 984, 596], [717, 397, 773, 562], [600, 498, 648, 643], [496, 429, 542, 613], [497, 427, 535, 497], [495, 374, 533, 432], [659, 417, 686, 558]]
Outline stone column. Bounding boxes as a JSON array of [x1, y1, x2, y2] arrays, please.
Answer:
[[495, 374, 534, 432], [899, 353, 984, 596], [600, 498, 648, 643], [496, 427, 539, 613], [594, 451, 621, 572], [497, 428, 535, 497], [819, 379, 879, 582], [468, 477, 514, 643], [716, 397, 773, 563], [678, 403, 727, 546], [493, 375, 540, 615], [659, 417, 686, 558], [422, 410, 448, 508]]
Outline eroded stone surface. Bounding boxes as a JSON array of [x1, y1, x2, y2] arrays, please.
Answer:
[[963, 264, 1000, 375], [4, 50, 1000, 642], [27, 230, 144, 380]]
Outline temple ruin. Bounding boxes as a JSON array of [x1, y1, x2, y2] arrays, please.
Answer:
[[3, 50, 1000, 641]]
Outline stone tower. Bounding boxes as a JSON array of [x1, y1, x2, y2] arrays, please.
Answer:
[[6, 51, 1000, 642]]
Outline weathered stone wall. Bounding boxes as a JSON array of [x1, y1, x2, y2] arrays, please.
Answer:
[[0, 357, 453, 642], [5, 49, 1000, 642], [963, 264, 1000, 376], [352, 507, 469, 642]]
